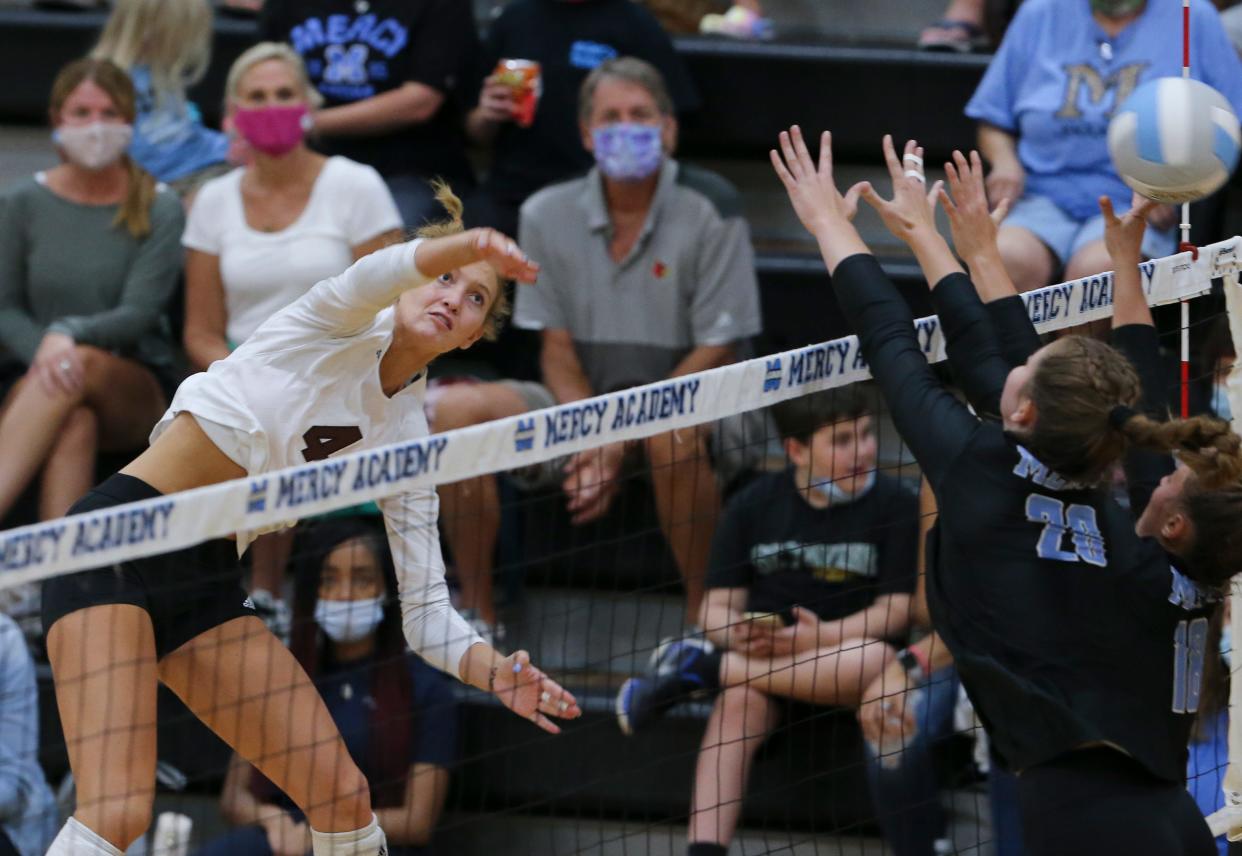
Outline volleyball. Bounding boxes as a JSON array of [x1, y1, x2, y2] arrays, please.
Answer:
[[1108, 77, 1241, 204]]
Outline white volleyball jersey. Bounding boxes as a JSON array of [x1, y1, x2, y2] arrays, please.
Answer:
[[153, 240, 483, 676]]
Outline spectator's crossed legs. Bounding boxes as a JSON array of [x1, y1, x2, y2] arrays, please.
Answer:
[[687, 638, 895, 849]]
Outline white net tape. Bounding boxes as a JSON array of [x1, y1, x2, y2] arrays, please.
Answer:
[[0, 237, 1236, 592]]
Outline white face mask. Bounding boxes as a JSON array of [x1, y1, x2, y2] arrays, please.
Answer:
[[53, 122, 133, 170], [314, 595, 385, 644]]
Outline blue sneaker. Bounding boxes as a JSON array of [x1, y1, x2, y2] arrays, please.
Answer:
[[616, 637, 720, 736]]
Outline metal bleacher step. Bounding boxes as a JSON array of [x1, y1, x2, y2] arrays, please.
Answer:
[[500, 588, 686, 681]]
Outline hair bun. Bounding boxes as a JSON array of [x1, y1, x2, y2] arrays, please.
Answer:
[[1108, 405, 1136, 430]]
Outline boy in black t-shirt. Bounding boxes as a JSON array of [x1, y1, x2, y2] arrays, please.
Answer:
[[615, 386, 919, 856]]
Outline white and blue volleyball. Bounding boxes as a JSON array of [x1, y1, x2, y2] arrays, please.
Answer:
[[1108, 77, 1241, 204]]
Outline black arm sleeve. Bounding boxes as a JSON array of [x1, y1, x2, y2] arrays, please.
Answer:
[[1111, 323, 1174, 517], [986, 295, 1043, 367], [832, 254, 979, 487], [930, 273, 1016, 419]]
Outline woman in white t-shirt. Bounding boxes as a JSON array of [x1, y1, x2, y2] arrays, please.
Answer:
[[183, 43, 403, 615], [183, 42, 402, 368]]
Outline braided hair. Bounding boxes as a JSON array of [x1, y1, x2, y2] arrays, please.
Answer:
[[1022, 335, 1144, 485]]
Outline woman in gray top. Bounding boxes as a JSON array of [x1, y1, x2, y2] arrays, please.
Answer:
[[0, 58, 182, 525]]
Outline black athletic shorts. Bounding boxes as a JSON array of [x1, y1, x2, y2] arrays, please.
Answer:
[[1017, 746, 1215, 856], [41, 473, 255, 660]]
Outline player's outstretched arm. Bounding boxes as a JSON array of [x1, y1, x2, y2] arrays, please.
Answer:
[[1100, 193, 1157, 330], [293, 229, 539, 338], [772, 128, 979, 488], [414, 228, 539, 287], [460, 644, 582, 735]]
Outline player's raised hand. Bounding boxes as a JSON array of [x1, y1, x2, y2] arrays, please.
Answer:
[[770, 126, 864, 235], [491, 649, 583, 734], [939, 150, 1009, 262], [858, 136, 943, 246], [1099, 192, 1157, 266], [474, 227, 540, 284]]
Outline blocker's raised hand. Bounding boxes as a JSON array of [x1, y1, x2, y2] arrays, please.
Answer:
[[858, 135, 943, 247], [940, 149, 1009, 262], [770, 126, 864, 235]]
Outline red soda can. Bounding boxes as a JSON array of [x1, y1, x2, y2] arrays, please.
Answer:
[[494, 59, 542, 128]]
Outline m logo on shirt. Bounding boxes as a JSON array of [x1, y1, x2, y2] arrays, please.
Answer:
[[289, 14, 410, 100], [324, 43, 370, 86], [751, 541, 878, 581], [1055, 62, 1148, 120]]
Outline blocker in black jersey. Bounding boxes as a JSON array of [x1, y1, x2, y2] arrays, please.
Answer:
[[832, 255, 1221, 788]]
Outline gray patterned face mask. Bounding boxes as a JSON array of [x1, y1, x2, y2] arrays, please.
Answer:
[[1089, 0, 1145, 17]]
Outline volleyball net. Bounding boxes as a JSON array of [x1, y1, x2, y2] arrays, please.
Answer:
[[3, 237, 1241, 855]]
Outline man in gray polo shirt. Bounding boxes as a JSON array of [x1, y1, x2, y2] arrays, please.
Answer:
[[432, 56, 760, 640]]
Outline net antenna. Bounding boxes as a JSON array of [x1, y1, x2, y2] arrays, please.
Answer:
[[1179, 0, 1197, 421]]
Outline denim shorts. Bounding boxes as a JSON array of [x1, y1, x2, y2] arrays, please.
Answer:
[[1004, 193, 1178, 267]]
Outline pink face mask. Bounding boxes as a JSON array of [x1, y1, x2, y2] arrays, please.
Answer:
[[232, 104, 309, 157]]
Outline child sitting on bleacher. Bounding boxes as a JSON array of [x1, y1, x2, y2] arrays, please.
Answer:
[[195, 518, 458, 856], [615, 386, 919, 856]]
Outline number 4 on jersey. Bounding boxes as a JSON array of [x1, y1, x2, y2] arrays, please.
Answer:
[[1024, 494, 1106, 566], [302, 425, 363, 462]]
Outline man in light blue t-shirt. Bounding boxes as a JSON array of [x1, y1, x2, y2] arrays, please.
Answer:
[[967, 0, 1242, 291]]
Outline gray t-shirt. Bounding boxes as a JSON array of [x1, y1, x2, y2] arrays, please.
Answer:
[[0, 174, 184, 369], [513, 160, 761, 394]]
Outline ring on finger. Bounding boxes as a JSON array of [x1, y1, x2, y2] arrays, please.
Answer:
[[58, 359, 72, 373], [540, 690, 551, 704], [904, 170, 926, 184]]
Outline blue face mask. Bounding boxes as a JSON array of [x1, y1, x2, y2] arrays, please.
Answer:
[[591, 123, 663, 181], [1222, 624, 1233, 669], [1212, 382, 1233, 422], [315, 595, 385, 644], [809, 470, 877, 505]]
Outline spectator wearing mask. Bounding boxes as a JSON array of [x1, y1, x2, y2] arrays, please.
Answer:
[[195, 519, 458, 856], [0, 614, 57, 856], [465, 0, 700, 238], [429, 57, 758, 639], [182, 41, 403, 625], [615, 387, 918, 856], [967, 0, 1242, 292], [0, 58, 182, 526], [259, 0, 480, 227], [92, 0, 234, 198]]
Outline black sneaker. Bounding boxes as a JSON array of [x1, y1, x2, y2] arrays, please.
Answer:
[[615, 637, 720, 736]]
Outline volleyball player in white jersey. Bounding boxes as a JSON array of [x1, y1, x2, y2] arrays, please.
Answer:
[[41, 187, 580, 856]]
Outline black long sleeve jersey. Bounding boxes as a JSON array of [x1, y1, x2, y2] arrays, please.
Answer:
[[832, 254, 1219, 782]]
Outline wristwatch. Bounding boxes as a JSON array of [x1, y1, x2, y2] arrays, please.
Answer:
[[896, 647, 926, 684]]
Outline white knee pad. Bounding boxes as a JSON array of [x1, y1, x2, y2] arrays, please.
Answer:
[[310, 814, 388, 855], [45, 817, 124, 856]]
